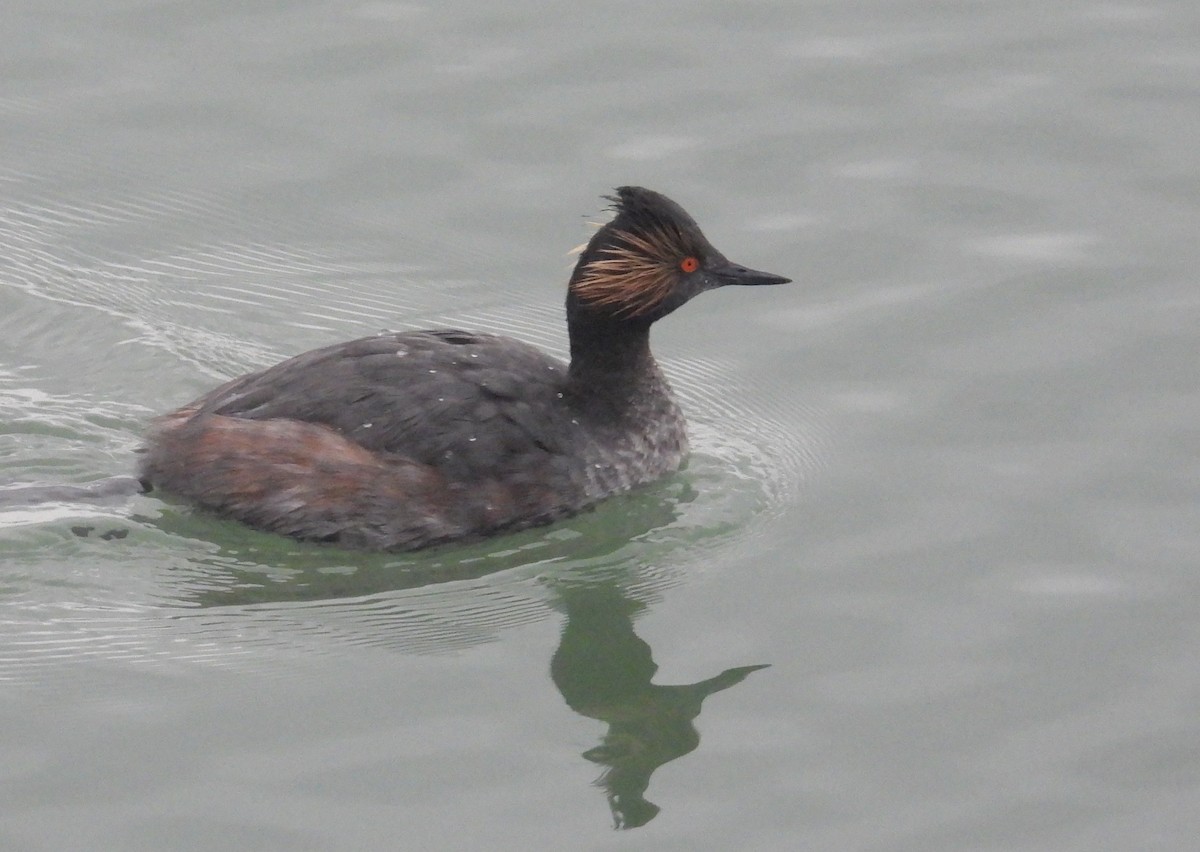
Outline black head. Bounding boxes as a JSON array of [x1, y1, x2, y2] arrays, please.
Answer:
[[567, 186, 790, 324]]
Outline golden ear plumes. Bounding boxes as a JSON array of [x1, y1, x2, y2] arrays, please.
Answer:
[[573, 225, 690, 318]]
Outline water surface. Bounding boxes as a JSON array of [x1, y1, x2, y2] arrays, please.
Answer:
[[3, 1, 1199, 849]]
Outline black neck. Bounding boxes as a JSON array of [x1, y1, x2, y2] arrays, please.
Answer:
[[564, 313, 670, 428], [567, 314, 654, 381]]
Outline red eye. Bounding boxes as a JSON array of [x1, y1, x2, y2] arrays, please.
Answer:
[[680, 256, 699, 273]]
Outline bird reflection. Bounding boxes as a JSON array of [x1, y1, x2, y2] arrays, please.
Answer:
[[550, 580, 768, 829], [145, 481, 766, 829], [160, 477, 697, 609]]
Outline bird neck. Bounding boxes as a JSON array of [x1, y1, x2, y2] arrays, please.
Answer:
[[566, 312, 662, 401]]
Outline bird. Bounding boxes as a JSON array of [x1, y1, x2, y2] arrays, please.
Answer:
[[138, 186, 790, 550]]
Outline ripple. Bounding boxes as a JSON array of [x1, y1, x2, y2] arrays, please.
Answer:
[[0, 374, 148, 486], [965, 231, 1100, 263], [0, 167, 458, 380], [605, 135, 702, 162]]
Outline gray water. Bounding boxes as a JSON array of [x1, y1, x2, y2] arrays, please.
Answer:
[[3, 1, 1199, 849]]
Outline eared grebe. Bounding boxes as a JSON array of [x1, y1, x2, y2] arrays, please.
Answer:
[[139, 187, 790, 550]]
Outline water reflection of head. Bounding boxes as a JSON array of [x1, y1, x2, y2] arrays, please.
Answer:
[[549, 575, 768, 829]]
